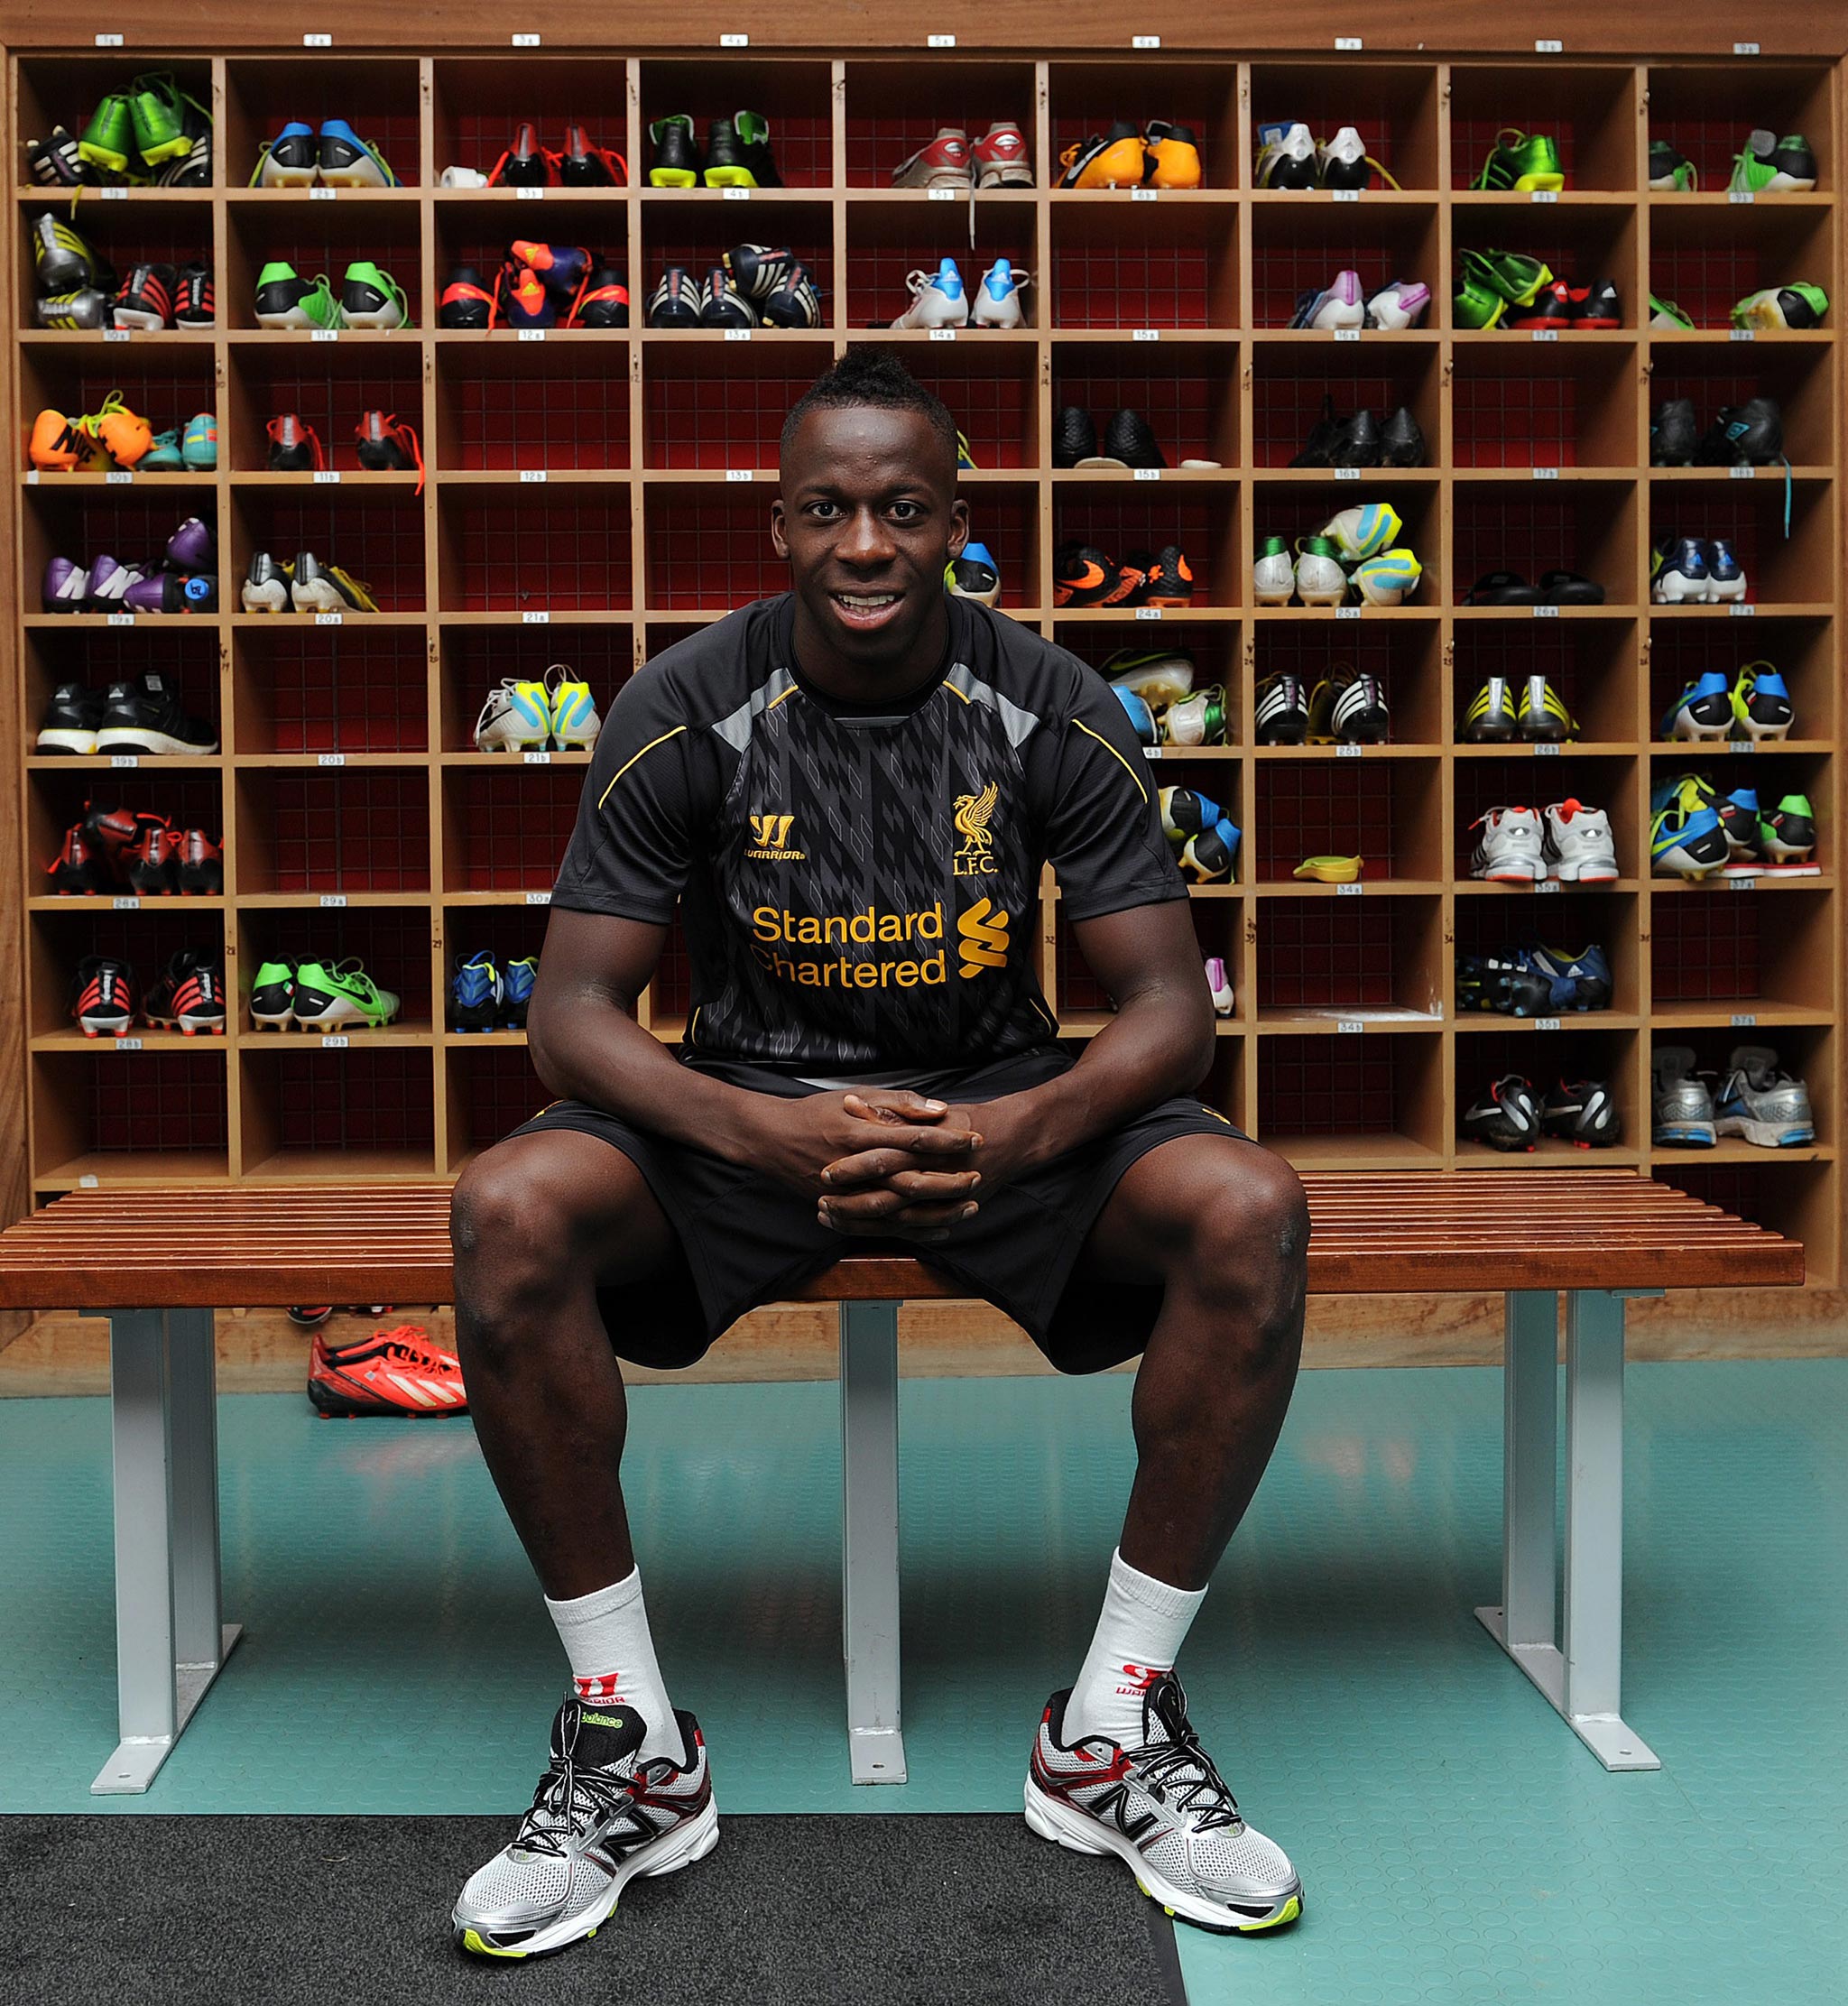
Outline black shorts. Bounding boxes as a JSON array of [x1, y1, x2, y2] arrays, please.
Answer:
[[507, 1046, 1244, 1375]]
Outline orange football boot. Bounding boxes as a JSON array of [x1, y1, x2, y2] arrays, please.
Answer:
[[1058, 121, 1149, 190], [90, 391, 152, 468], [30, 406, 93, 471], [1143, 120, 1203, 189], [308, 1322, 469, 1418]]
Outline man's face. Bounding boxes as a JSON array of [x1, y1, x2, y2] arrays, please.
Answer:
[[772, 403, 968, 668]]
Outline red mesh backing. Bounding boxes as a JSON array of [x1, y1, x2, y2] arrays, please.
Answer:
[[1457, 1029, 1630, 1131], [1452, 890, 1621, 964], [1648, 225, 1829, 332], [444, 361, 632, 470], [236, 494, 424, 609], [650, 914, 690, 1016], [263, 769, 431, 890], [1453, 369, 1580, 467], [1249, 89, 1423, 188], [442, 901, 550, 971], [1254, 623, 1418, 740], [959, 487, 1038, 607], [449, 768, 579, 888], [434, 228, 628, 300], [642, 357, 822, 469], [445, 494, 632, 609], [243, 905, 432, 1020], [1258, 898, 1399, 1009], [842, 235, 1037, 331], [1649, 491, 1806, 606], [235, 228, 423, 327], [1649, 1163, 1815, 1235], [1049, 218, 1221, 329], [262, 1048, 434, 1152], [35, 217, 214, 295], [29, 493, 217, 577], [1052, 357, 1228, 467], [37, 909, 226, 1014], [1258, 1035, 1400, 1135], [1252, 368, 1407, 467], [1647, 624, 1783, 737], [244, 112, 421, 183], [82, 1050, 228, 1152], [1052, 495, 1227, 605], [912, 354, 1039, 468], [1650, 896, 1760, 1003], [643, 492, 785, 610], [245, 629, 429, 752], [1249, 224, 1427, 329], [1452, 495, 1611, 598], [1254, 764, 1397, 879], [440, 116, 628, 180], [640, 116, 833, 189], [1452, 624, 1626, 741], [448, 1043, 550, 1151]]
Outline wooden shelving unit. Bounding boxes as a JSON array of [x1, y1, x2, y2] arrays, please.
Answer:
[[5, 40, 1842, 1281]]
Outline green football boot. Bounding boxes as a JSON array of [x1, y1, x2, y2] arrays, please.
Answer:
[[1453, 272, 1506, 328], [1648, 139, 1697, 191], [1649, 292, 1696, 331], [254, 261, 345, 331], [125, 72, 199, 168], [1732, 282, 1829, 331], [291, 959, 401, 1031], [1472, 128, 1565, 193], [1460, 246, 1553, 307], [1729, 130, 1818, 195], [77, 90, 136, 173]]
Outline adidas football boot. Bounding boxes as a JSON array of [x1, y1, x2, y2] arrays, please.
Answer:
[[1255, 674, 1310, 745], [1730, 662, 1793, 741], [1649, 398, 1699, 467], [30, 212, 98, 293], [513, 242, 593, 299], [504, 956, 541, 1030], [310, 1324, 467, 1417], [1462, 678, 1520, 744], [700, 266, 758, 328], [340, 261, 408, 330], [450, 951, 504, 1031], [176, 828, 224, 895], [502, 268, 556, 330], [1058, 121, 1147, 190], [1650, 773, 1730, 877], [559, 125, 626, 188], [439, 265, 499, 330], [483, 122, 553, 188], [760, 262, 823, 328], [1309, 668, 1390, 744], [453, 1693, 717, 1960], [148, 88, 212, 187], [1566, 281, 1622, 329], [1026, 1676, 1299, 1937], [475, 676, 554, 752], [1472, 128, 1565, 193], [47, 825, 115, 896], [267, 412, 328, 472], [705, 111, 781, 190], [1661, 671, 1734, 741], [972, 122, 1034, 189], [1731, 282, 1828, 331], [646, 267, 702, 328], [971, 259, 1030, 328], [1143, 121, 1202, 189], [647, 114, 701, 188], [1462, 1076, 1541, 1152], [172, 262, 215, 328], [254, 263, 343, 330], [1254, 121, 1317, 190], [1459, 247, 1553, 310], [1469, 806, 1547, 883], [1528, 941, 1613, 1012], [892, 129, 973, 190], [1649, 139, 1697, 191], [291, 958, 400, 1030], [1542, 800, 1619, 883], [27, 126, 88, 188], [250, 959, 300, 1030], [1652, 1046, 1717, 1147], [71, 956, 135, 1036], [1541, 1079, 1621, 1149], [242, 552, 295, 614], [946, 543, 1001, 607], [1729, 130, 1817, 195], [1365, 281, 1431, 331], [318, 118, 400, 189], [1288, 270, 1363, 330], [568, 267, 631, 328], [111, 263, 177, 331], [35, 287, 112, 331], [143, 948, 226, 1035], [252, 122, 319, 187], [892, 258, 968, 329], [355, 411, 424, 492], [289, 552, 379, 615], [1517, 675, 1576, 744], [1162, 687, 1228, 747], [95, 670, 218, 755], [36, 681, 106, 755], [721, 244, 799, 303], [546, 663, 602, 750], [1714, 1046, 1815, 1148]]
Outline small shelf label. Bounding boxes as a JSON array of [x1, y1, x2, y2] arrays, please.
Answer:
[[1531, 467, 1559, 480], [1533, 605, 1560, 618], [516, 185, 545, 201], [113, 896, 141, 911], [1132, 33, 1160, 48], [1731, 1012, 1759, 1027], [522, 750, 552, 765], [103, 328, 130, 344], [1535, 1016, 1562, 1031], [1530, 190, 1558, 205], [1335, 35, 1363, 51], [79, 1174, 99, 1188], [1335, 882, 1364, 896], [302, 31, 332, 45], [1132, 467, 1160, 481], [1335, 744, 1363, 758], [927, 32, 956, 46], [1335, 605, 1362, 620], [1729, 603, 1757, 617], [723, 186, 751, 200], [1533, 741, 1561, 756], [516, 328, 546, 342], [927, 185, 956, 201], [1530, 328, 1559, 343], [106, 469, 134, 485], [1132, 188, 1158, 203], [318, 752, 346, 766], [525, 890, 553, 905], [109, 753, 139, 769], [522, 609, 550, 624], [512, 31, 541, 44], [106, 613, 135, 627], [1336, 1019, 1364, 1033], [1730, 328, 1757, 343], [1132, 328, 1160, 343], [114, 1037, 143, 1050], [520, 468, 548, 483], [1734, 41, 1760, 54], [1534, 38, 1563, 52], [1730, 876, 1759, 891], [309, 186, 336, 202], [320, 1034, 349, 1048], [1729, 190, 1755, 206], [310, 328, 338, 342], [1141, 745, 1161, 760], [1133, 605, 1163, 620], [94, 32, 125, 44], [724, 328, 752, 342], [311, 468, 340, 484], [100, 186, 128, 201], [1333, 328, 1362, 343], [929, 327, 956, 341], [1728, 464, 1756, 479], [314, 612, 343, 626], [1331, 189, 1359, 203], [1730, 739, 1759, 753], [1334, 467, 1362, 482], [319, 893, 347, 907], [1536, 880, 1562, 893], [720, 31, 749, 44], [725, 467, 753, 482]]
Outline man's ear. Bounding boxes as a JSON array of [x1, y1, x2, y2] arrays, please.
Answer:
[[947, 495, 970, 559], [770, 498, 789, 560]]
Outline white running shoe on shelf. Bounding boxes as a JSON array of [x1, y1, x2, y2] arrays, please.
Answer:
[[970, 258, 1030, 328], [892, 256, 968, 328], [1470, 805, 1547, 883], [1289, 269, 1363, 330], [1543, 799, 1620, 883]]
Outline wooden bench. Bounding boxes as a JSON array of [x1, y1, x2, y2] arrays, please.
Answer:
[[0, 1170, 1801, 1795]]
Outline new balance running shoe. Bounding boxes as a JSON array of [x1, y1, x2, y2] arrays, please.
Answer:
[[1652, 1046, 1716, 1147], [250, 958, 298, 1030], [646, 267, 702, 328], [1542, 1079, 1621, 1148], [1714, 1045, 1815, 1147], [972, 123, 1034, 189], [30, 213, 98, 294], [1730, 130, 1817, 195], [1651, 773, 1730, 877], [289, 552, 380, 615], [340, 261, 408, 330], [705, 112, 781, 189], [504, 956, 541, 1029], [546, 663, 602, 750], [173, 261, 215, 327], [176, 828, 224, 895], [1026, 1675, 1299, 1936], [1732, 283, 1828, 331], [450, 952, 504, 1031], [1661, 671, 1734, 741], [1472, 129, 1565, 193], [1462, 1075, 1541, 1152], [454, 1692, 716, 1959], [1731, 662, 1793, 740], [254, 263, 342, 330], [94, 670, 218, 755], [647, 114, 701, 188], [476, 677, 553, 751], [1542, 800, 1619, 882], [71, 956, 134, 1036], [892, 257, 967, 329], [1470, 806, 1547, 883], [35, 681, 106, 755], [1255, 673, 1310, 745], [892, 129, 972, 190], [251, 122, 319, 187], [947, 542, 1001, 606], [310, 1324, 467, 1416], [970, 259, 1029, 328], [291, 958, 399, 1030], [112, 263, 177, 330], [318, 118, 401, 189], [439, 265, 499, 330], [143, 948, 226, 1034]]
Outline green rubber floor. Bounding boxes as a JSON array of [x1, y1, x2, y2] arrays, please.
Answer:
[[3, 1362, 1843, 2005]]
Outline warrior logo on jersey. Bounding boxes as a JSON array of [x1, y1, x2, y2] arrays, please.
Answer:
[[745, 811, 804, 862], [952, 781, 1000, 877]]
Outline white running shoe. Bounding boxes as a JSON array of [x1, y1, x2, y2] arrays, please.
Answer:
[[1471, 805, 1547, 882], [892, 129, 972, 190], [892, 257, 968, 328], [1365, 279, 1431, 329], [1289, 269, 1363, 330], [455, 1694, 718, 1960], [1544, 799, 1620, 882], [1027, 1674, 1301, 1936], [970, 258, 1030, 328]]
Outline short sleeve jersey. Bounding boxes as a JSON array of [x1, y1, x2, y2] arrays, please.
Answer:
[[553, 594, 1187, 1072]]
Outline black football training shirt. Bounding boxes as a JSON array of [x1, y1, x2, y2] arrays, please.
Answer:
[[553, 594, 1187, 1073]]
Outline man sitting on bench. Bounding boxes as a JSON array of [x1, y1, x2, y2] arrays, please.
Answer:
[[448, 349, 1310, 1956]]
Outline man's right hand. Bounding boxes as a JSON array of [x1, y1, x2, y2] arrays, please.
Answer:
[[729, 1089, 984, 1232]]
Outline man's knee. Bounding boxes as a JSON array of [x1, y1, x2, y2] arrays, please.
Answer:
[[451, 1138, 602, 1316], [1184, 1149, 1310, 1342]]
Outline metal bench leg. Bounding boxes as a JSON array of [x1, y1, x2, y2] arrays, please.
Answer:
[[91, 1308, 240, 1796], [839, 1300, 905, 1784], [1475, 1290, 1659, 1773]]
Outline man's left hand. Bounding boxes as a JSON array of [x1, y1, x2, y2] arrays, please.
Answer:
[[817, 1092, 1034, 1239]]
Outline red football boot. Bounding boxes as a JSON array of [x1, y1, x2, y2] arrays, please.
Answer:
[[309, 1322, 469, 1417]]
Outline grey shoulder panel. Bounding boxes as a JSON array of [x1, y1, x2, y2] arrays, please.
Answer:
[[945, 661, 1042, 748], [711, 666, 798, 753]]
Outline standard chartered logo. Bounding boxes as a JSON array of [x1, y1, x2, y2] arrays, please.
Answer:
[[956, 898, 1010, 978]]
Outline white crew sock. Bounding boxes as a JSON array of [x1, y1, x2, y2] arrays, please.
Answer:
[[1061, 1548, 1207, 1749], [545, 1567, 684, 1767]]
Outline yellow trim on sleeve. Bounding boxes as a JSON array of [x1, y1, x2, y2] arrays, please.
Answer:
[[1072, 718, 1151, 805], [596, 726, 688, 809]]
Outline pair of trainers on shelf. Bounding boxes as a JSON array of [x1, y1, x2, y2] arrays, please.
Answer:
[[647, 245, 822, 329]]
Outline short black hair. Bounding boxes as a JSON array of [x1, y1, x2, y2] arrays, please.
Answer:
[[780, 347, 957, 468]]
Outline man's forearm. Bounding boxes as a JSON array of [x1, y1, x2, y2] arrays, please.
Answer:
[[986, 987, 1215, 1173], [528, 987, 769, 1166]]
